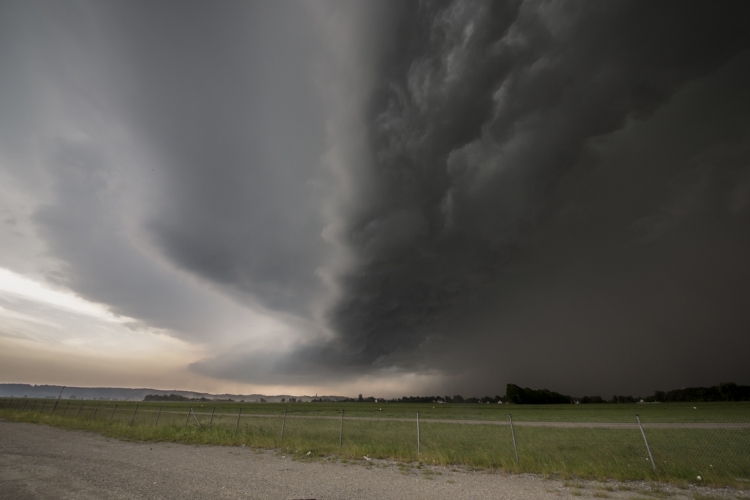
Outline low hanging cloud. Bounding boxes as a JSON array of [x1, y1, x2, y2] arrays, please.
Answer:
[[1, 0, 749, 397], [277, 0, 750, 394]]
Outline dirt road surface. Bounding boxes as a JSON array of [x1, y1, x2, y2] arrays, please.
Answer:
[[0, 420, 719, 500]]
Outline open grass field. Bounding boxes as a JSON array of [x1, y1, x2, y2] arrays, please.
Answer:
[[2, 399, 748, 488]]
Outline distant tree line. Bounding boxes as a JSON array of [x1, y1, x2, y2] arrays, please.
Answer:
[[579, 383, 750, 404], [652, 383, 750, 402], [143, 394, 229, 402], [315, 394, 507, 404], [505, 384, 573, 404], [143, 382, 749, 405]]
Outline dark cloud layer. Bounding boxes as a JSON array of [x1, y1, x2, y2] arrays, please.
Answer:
[[2, 0, 750, 396], [314, 0, 750, 394]]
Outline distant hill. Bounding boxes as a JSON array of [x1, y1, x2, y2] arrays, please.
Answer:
[[0, 384, 348, 402]]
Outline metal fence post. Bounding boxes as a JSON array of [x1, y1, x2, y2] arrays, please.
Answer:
[[339, 410, 344, 447], [22, 400, 28, 411], [155, 406, 162, 427], [52, 386, 65, 413], [190, 407, 200, 427], [280, 409, 287, 442], [509, 414, 519, 464], [130, 405, 139, 426], [209, 407, 215, 429], [93, 403, 99, 419], [110, 404, 118, 422], [417, 412, 420, 455], [636, 415, 656, 471], [63, 401, 70, 416], [185, 408, 191, 426], [30, 401, 37, 412], [40, 401, 46, 413], [235, 408, 242, 433], [77, 403, 83, 417]]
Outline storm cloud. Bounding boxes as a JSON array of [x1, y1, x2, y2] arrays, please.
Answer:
[[1, 0, 749, 397]]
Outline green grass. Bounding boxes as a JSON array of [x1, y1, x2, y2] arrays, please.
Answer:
[[1, 399, 748, 488]]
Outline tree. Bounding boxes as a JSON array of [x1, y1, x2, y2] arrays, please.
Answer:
[[506, 384, 572, 404]]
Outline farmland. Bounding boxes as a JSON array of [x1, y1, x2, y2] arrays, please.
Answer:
[[1, 399, 748, 487]]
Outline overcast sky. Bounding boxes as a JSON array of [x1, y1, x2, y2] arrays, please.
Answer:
[[1, 0, 749, 398]]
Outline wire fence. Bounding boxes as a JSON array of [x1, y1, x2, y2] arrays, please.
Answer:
[[1, 398, 748, 486]]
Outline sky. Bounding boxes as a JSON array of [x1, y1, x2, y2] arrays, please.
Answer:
[[1, 0, 749, 399]]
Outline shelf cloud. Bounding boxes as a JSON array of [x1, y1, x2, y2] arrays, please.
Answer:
[[1, 0, 749, 397]]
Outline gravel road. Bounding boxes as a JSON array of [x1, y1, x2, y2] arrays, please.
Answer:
[[0, 420, 726, 500]]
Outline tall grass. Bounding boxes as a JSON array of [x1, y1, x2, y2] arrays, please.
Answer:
[[1, 400, 748, 488]]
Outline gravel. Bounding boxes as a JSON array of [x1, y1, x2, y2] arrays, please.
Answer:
[[0, 420, 732, 499]]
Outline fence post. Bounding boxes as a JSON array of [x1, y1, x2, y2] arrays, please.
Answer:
[[77, 403, 83, 417], [51, 386, 65, 413], [209, 407, 215, 429], [63, 401, 70, 416], [22, 400, 28, 411], [109, 404, 118, 422], [155, 406, 162, 427], [130, 405, 139, 426], [40, 401, 46, 413], [185, 408, 191, 426], [92, 403, 99, 419], [417, 412, 420, 455], [190, 407, 200, 427], [339, 410, 344, 447], [235, 408, 242, 433], [636, 415, 656, 471], [280, 409, 287, 442], [30, 401, 37, 412], [509, 414, 519, 464]]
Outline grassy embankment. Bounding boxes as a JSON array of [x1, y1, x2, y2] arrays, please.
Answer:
[[1, 399, 748, 488]]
